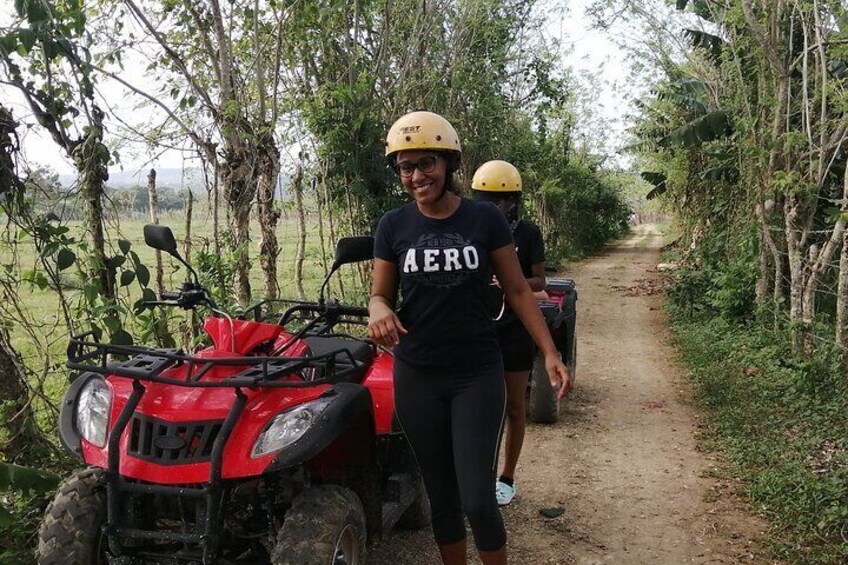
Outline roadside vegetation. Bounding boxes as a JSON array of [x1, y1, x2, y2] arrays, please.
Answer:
[[602, 0, 848, 561]]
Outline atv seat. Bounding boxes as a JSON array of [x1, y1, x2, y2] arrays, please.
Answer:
[[303, 336, 373, 383]]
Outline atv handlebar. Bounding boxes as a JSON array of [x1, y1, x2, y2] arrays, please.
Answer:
[[143, 283, 217, 311], [332, 303, 369, 318], [277, 301, 368, 327]]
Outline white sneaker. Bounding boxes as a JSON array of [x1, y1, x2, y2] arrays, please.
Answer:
[[495, 480, 516, 506]]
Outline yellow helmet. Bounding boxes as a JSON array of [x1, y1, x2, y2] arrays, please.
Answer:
[[471, 160, 522, 192], [385, 111, 461, 158]]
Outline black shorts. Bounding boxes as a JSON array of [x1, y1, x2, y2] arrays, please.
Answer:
[[497, 319, 534, 372]]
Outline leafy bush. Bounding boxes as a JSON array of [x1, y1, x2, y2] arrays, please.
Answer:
[[666, 226, 758, 321], [0, 462, 60, 564]]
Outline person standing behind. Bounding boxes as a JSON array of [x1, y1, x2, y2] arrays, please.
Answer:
[[471, 160, 550, 506], [369, 112, 571, 565]]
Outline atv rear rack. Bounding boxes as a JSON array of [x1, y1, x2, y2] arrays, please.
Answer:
[[67, 331, 364, 388]]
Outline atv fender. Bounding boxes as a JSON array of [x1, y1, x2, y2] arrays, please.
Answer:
[[265, 382, 374, 473]]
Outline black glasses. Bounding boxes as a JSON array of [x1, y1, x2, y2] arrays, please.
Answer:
[[396, 155, 440, 178]]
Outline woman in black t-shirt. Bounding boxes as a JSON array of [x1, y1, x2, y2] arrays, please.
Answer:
[[471, 160, 549, 508], [369, 112, 572, 565]]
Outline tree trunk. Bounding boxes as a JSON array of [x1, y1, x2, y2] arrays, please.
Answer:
[[182, 188, 196, 350], [772, 237, 785, 330], [256, 136, 281, 300], [212, 166, 221, 257], [784, 196, 806, 351], [184, 189, 194, 263], [221, 152, 255, 308], [800, 244, 817, 352], [72, 129, 114, 300], [322, 170, 343, 297], [755, 209, 772, 304], [292, 165, 306, 300], [0, 327, 40, 458], [147, 169, 164, 294], [836, 227, 848, 360], [314, 177, 330, 277]]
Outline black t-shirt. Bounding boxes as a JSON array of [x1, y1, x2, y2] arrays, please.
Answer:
[[496, 220, 546, 326], [374, 198, 514, 371], [513, 220, 545, 278]]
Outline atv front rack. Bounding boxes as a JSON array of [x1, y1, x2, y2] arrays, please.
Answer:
[[67, 331, 363, 388], [67, 330, 374, 563]]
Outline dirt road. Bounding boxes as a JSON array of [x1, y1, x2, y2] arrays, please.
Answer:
[[369, 224, 767, 564]]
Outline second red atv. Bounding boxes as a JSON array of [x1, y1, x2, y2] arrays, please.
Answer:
[[527, 277, 578, 423], [37, 226, 427, 565]]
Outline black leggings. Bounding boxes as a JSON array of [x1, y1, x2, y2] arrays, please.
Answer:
[[394, 358, 507, 551]]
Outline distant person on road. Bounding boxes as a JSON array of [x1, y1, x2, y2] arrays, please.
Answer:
[[368, 111, 571, 565], [471, 160, 549, 507]]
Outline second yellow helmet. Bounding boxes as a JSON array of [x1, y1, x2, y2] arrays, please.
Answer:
[[471, 160, 522, 192]]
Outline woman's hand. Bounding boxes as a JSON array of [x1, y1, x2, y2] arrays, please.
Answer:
[[544, 352, 572, 400], [368, 300, 407, 346]]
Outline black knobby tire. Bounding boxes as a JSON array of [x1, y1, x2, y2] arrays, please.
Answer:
[[562, 291, 577, 385], [37, 467, 107, 565], [527, 352, 559, 424], [396, 474, 430, 530], [272, 485, 367, 565]]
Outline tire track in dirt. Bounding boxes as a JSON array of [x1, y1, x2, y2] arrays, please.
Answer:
[[369, 225, 768, 564]]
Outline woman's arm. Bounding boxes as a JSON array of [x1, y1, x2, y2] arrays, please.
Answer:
[[491, 245, 571, 399], [526, 262, 546, 292], [367, 258, 407, 346]]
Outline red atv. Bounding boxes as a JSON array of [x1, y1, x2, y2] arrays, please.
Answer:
[[527, 276, 578, 424], [37, 226, 427, 565]]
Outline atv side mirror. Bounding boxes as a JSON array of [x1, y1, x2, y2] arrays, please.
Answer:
[[144, 224, 179, 257], [318, 236, 374, 306], [143, 224, 200, 284], [332, 236, 374, 269]]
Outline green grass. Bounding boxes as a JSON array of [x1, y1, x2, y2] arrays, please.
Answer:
[[1, 212, 361, 355], [669, 313, 848, 564]]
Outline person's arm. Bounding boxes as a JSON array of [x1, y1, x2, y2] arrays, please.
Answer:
[[526, 223, 546, 292], [491, 245, 571, 399], [526, 262, 546, 292], [368, 258, 407, 346]]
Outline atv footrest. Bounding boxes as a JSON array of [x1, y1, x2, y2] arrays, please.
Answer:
[[381, 473, 417, 535], [116, 480, 209, 498], [110, 526, 203, 544]]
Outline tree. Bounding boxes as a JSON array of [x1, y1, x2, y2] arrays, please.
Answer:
[[625, 0, 848, 351], [1, 1, 115, 300]]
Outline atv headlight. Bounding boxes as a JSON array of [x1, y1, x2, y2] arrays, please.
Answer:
[[75, 377, 112, 447], [251, 397, 333, 458]]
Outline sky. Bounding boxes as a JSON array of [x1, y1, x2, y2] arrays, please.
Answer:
[[1, 0, 640, 178], [552, 0, 638, 163]]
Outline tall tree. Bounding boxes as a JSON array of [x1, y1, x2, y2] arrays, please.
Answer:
[[112, 0, 290, 306], [0, 1, 115, 300]]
